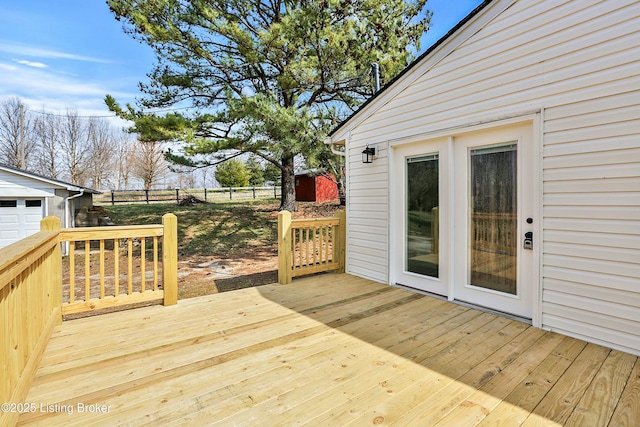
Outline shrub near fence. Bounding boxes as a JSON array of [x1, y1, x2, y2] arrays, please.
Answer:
[[94, 186, 281, 205]]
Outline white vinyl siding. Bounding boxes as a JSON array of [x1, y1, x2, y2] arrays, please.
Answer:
[[542, 90, 640, 355], [346, 145, 389, 282], [343, 0, 640, 354]]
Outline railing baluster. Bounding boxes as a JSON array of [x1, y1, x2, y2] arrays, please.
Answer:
[[294, 228, 299, 269], [322, 225, 329, 264], [305, 228, 310, 267], [128, 238, 133, 295], [84, 240, 90, 301], [312, 226, 317, 266], [141, 237, 146, 293], [69, 241, 75, 304], [114, 238, 119, 297], [153, 236, 158, 291], [99, 239, 105, 299]]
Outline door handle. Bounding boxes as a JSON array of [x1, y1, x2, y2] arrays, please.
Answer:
[[523, 231, 533, 250]]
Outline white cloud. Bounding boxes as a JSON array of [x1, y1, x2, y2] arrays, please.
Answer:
[[14, 59, 48, 68], [0, 42, 111, 64], [0, 59, 138, 126]]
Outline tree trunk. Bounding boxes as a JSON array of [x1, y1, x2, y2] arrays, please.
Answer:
[[337, 175, 346, 206], [279, 154, 297, 212]]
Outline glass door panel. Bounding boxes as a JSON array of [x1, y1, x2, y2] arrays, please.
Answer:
[[406, 154, 439, 278], [469, 144, 517, 294]]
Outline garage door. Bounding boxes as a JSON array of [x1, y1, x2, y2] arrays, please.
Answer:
[[0, 199, 45, 249]]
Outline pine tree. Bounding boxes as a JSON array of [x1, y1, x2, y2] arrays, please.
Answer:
[[106, 0, 430, 211]]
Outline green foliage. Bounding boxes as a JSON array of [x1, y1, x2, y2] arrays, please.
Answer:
[[263, 161, 281, 185], [246, 156, 265, 186], [106, 0, 431, 210], [215, 159, 250, 187]]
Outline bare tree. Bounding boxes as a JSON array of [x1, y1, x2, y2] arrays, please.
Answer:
[[133, 141, 167, 189], [114, 131, 136, 189], [0, 97, 36, 169], [85, 117, 117, 189], [33, 111, 61, 178], [58, 110, 90, 186]]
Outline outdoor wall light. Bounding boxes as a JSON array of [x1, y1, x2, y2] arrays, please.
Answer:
[[362, 145, 376, 164]]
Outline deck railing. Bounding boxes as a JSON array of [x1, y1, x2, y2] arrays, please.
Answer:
[[0, 214, 178, 426], [59, 213, 178, 317], [0, 217, 62, 426], [277, 210, 345, 284]]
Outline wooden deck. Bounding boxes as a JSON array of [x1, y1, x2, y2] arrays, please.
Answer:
[[18, 274, 639, 426]]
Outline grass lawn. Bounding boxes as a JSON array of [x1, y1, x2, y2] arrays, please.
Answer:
[[102, 199, 280, 258]]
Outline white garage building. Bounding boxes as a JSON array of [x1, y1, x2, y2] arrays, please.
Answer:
[[0, 164, 98, 248]]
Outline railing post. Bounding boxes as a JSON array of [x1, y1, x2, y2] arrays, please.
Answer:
[[335, 210, 346, 274], [40, 216, 63, 323], [162, 213, 178, 305], [278, 210, 292, 284], [111, 190, 115, 205]]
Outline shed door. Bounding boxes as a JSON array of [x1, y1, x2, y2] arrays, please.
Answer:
[[0, 199, 45, 248]]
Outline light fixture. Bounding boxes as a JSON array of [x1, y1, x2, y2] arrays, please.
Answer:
[[362, 145, 375, 164]]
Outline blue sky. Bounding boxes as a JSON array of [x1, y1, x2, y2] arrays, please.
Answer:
[[0, 0, 483, 120]]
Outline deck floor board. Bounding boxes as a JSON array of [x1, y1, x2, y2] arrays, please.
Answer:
[[18, 274, 639, 426]]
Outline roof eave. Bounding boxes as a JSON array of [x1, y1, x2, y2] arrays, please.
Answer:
[[327, 0, 497, 138]]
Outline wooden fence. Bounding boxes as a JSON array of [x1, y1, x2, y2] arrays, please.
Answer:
[[94, 186, 281, 205], [0, 215, 178, 425], [278, 210, 346, 284]]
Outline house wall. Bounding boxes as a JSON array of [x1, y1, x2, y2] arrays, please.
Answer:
[[341, 0, 640, 354]]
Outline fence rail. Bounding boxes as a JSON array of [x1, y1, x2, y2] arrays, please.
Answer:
[[278, 210, 346, 284], [94, 186, 281, 205]]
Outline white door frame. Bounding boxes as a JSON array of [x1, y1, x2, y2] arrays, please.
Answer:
[[389, 114, 542, 325]]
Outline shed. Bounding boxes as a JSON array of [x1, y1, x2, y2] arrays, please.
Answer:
[[295, 171, 339, 202], [0, 164, 99, 248], [326, 0, 640, 355]]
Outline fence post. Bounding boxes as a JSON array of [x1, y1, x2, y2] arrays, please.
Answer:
[[111, 190, 115, 206], [278, 210, 292, 284], [252, 187, 256, 199], [145, 189, 149, 204], [175, 189, 180, 203], [162, 213, 178, 305], [335, 210, 346, 274], [204, 188, 207, 202], [229, 187, 233, 200], [273, 186, 277, 199], [40, 216, 63, 323]]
